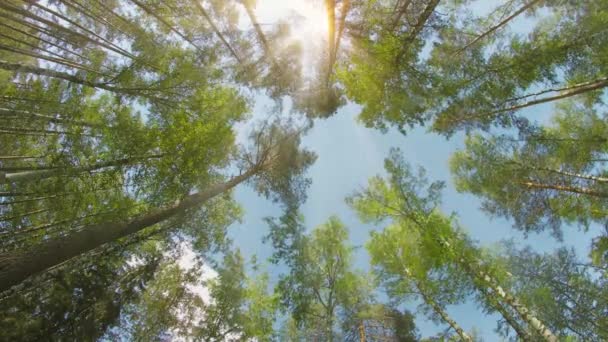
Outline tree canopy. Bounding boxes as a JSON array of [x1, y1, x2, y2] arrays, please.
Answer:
[[1, 0, 606, 340]]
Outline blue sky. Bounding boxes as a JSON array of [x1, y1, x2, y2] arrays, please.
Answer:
[[225, 0, 602, 339], [229, 99, 600, 340]]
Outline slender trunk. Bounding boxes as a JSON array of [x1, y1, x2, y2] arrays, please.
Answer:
[[0, 167, 258, 292], [0, 155, 163, 184], [0, 194, 59, 206], [456, 0, 542, 54], [396, 0, 439, 62], [0, 2, 136, 60], [325, 0, 336, 84], [190, 0, 243, 64], [129, 0, 205, 55], [24, 0, 134, 55], [420, 290, 473, 341], [459, 260, 557, 341], [0, 42, 108, 75], [0, 126, 96, 137], [532, 167, 608, 183], [334, 0, 350, 59], [388, 0, 412, 31], [0, 107, 100, 127], [240, 0, 282, 72], [520, 180, 608, 198], [461, 77, 608, 124], [0, 208, 50, 223], [0, 60, 166, 101], [478, 286, 532, 341], [0, 32, 76, 62], [401, 266, 472, 341], [0, 21, 92, 61], [59, 0, 134, 41], [0, 156, 43, 161], [0, 11, 81, 50]]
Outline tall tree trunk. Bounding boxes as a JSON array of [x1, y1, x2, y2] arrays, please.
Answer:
[[0, 2, 136, 61], [0, 21, 92, 61], [240, 0, 281, 71], [396, 0, 439, 62], [129, 0, 205, 55], [0, 107, 100, 128], [460, 77, 608, 124], [478, 286, 532, 341], [190, 0, 243, 64], [456, 0, 542, 54], [0, 43, 107, 75], [520, 180, 608, 198], [458, 260, 558, 341], [388, 0, 412, 31], [0, 167, 258, 292], [417, 285, 472, 340], [0, 155, 163, 184], [0, 60, 166, 101], [403, 267, 473, 341], [531, 167, 608, 183], [325, 0, 336, 85]]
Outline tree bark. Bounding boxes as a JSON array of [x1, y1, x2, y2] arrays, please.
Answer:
[[0, 107, 99, 127], [478, 286, 532, 341], [129, 0, 205, 55], [532, 167, 608, 183], [396, 0, 439, 62], [0, 167, 258, 292], [402, 267, 473, 341], [458, 77, 608, 125], [190, 0, 243, 64], [0, 155, 163, 184], [0, 60, 166, 101], [520, 180, 608, 198], [456, 0, 542, 54], [459, 260, 558, 341]]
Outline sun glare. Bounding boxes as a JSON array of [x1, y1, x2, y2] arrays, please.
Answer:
[[255, 0, 329, 46]]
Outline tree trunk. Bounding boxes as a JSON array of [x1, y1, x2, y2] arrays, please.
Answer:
[[0, 2, 134, 59], [456, 0, 542, 53], [0, 42, 107, 75], [520, 180, 608, 198], [459, 260, 558, 341], [462, 77, 608, 124], [240, 0, 281, 72], [403, 267, 473, 341], [190, 0, 243, 64], [325, 0, 336, 84], [0, 60, 167, 102], [418, 283, 472, 341], [533, 167, 608, 183], [388, 0, 412, 31], [478, 286, 532, 341], [0, 155, 162, 184], [129, 0, 205, 55], [396, 0, 439, 62], [0, 107, 100, 128], [0, 167, 258, 292]]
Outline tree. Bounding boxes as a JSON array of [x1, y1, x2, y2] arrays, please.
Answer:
[[336, 0, 608, 136], [0, 121, 315, 292], [499, 242, 608, 340], [349, 148, 558, 341], [267, 213, 371, 341], [105, 249, 278, 341], [450, 99, 608, 241]]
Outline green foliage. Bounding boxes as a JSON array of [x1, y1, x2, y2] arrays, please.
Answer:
[[451, 99, 608, 240], [267, 214, 373, 341]]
